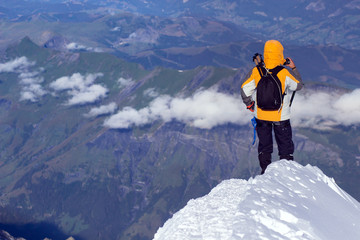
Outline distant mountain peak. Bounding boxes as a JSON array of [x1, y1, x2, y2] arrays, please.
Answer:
[[41, 31, 69, 50], [154, 160, 360, 240]]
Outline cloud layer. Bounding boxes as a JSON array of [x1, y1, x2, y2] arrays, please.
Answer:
[[85, 102, 117, 118], [50, 73, 108, 106], [0, 57, 47, 102], [66, 42, 102, 53], [292, 89, 360, 129], [104, 89, 250, 129], [0, 58, 109, 104], [104, 88, 360, 130], [0, 57, 35, 73], [2, 57, 360, 130], [18, 69, 48, 102], [118, 77, 134, 88]]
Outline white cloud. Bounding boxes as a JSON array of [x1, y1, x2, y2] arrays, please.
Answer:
[[19, 70, 41, 79], [104, 106, 152, 129], [118, 77, 134, 88], [50, 73, 108, 106], [254, 11, 267, 17], [166, 90, 248, 128], [85, 102, 117, 118], [0, 57, 35, 73], [292, 89, 360, 129], [104, 89, 250, 129], [104, 88, 360, 130], [67, 84, 108, 106], [20, 83, 47, 102], [144, 88, 159, 98], [66, 42, 102, 53], [0, 57, 48, 102], [111, 27, 121, 32], [306, 1, 325, 12], [50, 73, 103, 91]]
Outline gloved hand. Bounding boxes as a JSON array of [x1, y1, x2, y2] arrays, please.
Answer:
[[247, 101, 255, 112], [285, 57, 296, 70]]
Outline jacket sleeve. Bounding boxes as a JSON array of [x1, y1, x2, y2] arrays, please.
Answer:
[[240, 68, 257, 106], [291, 68, 304, 91], [284, 67, 303, 92]]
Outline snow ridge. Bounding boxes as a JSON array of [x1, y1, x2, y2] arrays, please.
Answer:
[[153, 160, 360, 240]]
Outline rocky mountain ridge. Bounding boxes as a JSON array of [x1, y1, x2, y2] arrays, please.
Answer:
[[0, 1, 359, 239], [0, 38, 358, 240], [1, 0, 359, 51]]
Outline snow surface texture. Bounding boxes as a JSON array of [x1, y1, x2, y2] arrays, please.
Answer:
[[153, 160, 360, 240]]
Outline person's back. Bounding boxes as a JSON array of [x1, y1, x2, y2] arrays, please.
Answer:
[[241, 40, 303, 174]]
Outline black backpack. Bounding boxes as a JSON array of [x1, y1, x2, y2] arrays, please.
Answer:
[[256, 65, 284, 111]]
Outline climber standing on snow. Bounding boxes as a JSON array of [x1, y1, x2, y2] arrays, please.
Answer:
[[240, 40, 303, 174]]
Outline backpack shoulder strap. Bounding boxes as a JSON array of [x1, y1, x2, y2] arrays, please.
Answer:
[[270, 66, 284, 75], [269, 65, 285, 95], [269, 66, 286, 109]]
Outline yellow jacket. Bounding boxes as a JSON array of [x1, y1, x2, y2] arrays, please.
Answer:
[[241, 40, 303, 121]]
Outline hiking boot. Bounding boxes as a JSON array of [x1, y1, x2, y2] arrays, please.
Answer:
[[259, 152, 272, 174], [280, 154, 294, 161]]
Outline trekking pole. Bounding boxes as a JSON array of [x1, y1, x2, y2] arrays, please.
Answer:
[[253, 53, 265, 77], [289, 91, 296, 107]]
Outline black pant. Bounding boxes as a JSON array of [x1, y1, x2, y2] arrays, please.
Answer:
[[256, 119, 294, 174]]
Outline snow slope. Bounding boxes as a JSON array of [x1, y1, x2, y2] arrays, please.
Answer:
[[153, 160, 360, 240]]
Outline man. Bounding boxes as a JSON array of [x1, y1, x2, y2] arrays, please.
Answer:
[[240, 40, 303, 174]]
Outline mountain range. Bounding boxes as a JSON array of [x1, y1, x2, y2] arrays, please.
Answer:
[[0, 1, 359, 239], [1, 0, 360, 89], [0, 35, 358, 240]]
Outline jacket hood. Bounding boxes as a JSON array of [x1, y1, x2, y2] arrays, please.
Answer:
[[263, 40, 285, 69]]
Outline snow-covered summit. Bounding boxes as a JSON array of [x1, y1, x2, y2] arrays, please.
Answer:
[[153, 160, 360, 240]]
